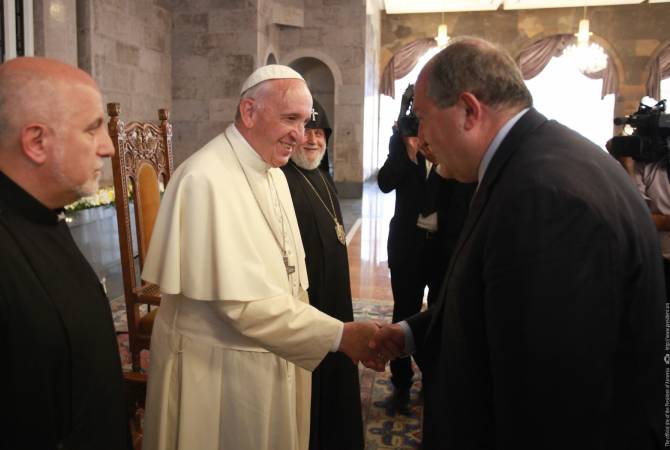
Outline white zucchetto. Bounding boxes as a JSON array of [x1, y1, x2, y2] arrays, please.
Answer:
[[240, 64, 305, 94]]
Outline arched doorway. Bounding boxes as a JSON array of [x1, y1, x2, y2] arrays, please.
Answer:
[[289, 57, 335, 173], [266, 53, 277, 65]]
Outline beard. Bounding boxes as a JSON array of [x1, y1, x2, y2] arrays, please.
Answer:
[[291, 147, 325, 171], [51, 142, 100, 203]]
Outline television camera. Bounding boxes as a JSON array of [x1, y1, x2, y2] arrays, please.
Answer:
[[607, 99, 670, 163], [397, 84, 420, 137]]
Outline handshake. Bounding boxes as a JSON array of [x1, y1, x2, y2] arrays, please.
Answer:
[[338, 321, 407, 371]]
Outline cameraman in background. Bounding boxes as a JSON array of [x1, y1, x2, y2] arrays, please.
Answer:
[[609, 98, 670, 298], [377, 85, 475, 415]]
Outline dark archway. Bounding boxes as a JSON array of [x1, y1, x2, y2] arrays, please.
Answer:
[[289, 57, 335, 173]]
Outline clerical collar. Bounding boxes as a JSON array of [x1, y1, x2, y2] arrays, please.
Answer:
[[0, 170, 64, 225], [229, 124, 272, 173]]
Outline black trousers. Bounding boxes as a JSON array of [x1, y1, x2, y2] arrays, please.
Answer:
[[389, 227, 446, 392]]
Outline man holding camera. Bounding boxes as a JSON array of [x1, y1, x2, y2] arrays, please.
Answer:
[[377, 86, 475, 415], [622, 157, 670, 296], [610, 100, 670, 298]]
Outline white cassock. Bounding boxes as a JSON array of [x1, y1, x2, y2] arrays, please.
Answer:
[[141, 124, 343, 450]]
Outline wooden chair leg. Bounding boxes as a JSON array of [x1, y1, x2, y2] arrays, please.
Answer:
[[124, 372, 147, 450]]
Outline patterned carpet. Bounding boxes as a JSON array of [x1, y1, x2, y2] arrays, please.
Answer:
[[111, 297, 423, 450], [353, 299, 424, 450]]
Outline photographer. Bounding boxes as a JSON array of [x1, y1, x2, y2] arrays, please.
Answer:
[[377, 85, 475, 414], [626, 158, 670, 296], [609, 99, 670, 298]]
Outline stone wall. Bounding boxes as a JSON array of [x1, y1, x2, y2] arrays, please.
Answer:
[[33, 0, 78, 66], [78, 0, 172, 184], [166, 0, 370, 197], [168, 0, 257, 166], [381, 4, 670, 121], [279, 0, 367, 197], [78, 0, 172, 121], [36, 0, 374, 197]]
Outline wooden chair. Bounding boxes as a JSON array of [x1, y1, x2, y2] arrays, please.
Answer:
[[108, 103, 173, 373]]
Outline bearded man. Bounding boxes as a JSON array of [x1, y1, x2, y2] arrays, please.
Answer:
[[281, 98, 365, 450], [0, 57, 131, 449], [141, 66, 379, 450]]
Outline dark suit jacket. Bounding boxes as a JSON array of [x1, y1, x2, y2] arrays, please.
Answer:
[[378, 131, 475, 270], [407, 109, 665, 450]]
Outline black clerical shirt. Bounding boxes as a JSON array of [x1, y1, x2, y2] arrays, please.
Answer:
[[0, 171, 130, 450]]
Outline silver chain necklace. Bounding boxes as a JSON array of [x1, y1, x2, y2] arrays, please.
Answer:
[[224, 131, 296, 277]]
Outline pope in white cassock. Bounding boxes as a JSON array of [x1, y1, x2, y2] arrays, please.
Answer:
[[140, 65, 380, 450]]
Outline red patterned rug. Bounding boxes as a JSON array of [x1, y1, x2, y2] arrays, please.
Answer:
[[111, 297, 423, 449]]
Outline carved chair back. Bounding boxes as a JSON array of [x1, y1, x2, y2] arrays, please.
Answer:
[[108, 103, 173, 373]]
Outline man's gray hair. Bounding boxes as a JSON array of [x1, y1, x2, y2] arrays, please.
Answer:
[[0, 71, 56, 147], [234, 80, 271, 122], [425, 37, 532, 110]]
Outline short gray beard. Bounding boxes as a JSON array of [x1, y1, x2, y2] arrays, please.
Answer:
[[291, 148, 325, 171], [51, 141, 98, 201]]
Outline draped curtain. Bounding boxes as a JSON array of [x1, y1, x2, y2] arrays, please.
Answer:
[[517, 34, 574, 80], [380, 38, 437, 98], [646, 44, 670, 100], [516, 34, 618, 99]]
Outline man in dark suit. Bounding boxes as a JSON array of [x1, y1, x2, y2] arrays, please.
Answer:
[[378, 127, 474, 414], [370, 37, 664, 449]]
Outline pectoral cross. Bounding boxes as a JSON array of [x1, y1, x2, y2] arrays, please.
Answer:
[[310, 108, 319, 122], [283, 255, 295, 275]]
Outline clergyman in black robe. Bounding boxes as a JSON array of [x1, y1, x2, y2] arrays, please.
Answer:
[[0, 58, 131, 450], [281, 98, 365, 450]]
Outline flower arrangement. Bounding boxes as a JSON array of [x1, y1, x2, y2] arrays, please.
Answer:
[[65, 187, 116, 212], [64, 182, 164, 212]]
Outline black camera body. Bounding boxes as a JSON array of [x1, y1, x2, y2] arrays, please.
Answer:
[[397, 84, 420, 137], [607, 99, 670, 163]]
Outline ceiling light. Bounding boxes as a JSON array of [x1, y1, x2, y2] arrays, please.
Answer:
[[563, 41, 608, 74], [435, 11, 449, 48], [576, 18, 592, 45], [563, 22, 608, 75], [436, 24, 449, 47], [562, 7, 608, 74]]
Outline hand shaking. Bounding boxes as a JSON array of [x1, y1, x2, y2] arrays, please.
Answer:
[[339, 321, 381, 365], [339, 322, 408, 372], [366, 323, 406, 368]]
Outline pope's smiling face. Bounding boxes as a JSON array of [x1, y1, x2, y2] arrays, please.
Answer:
[[244, 79, 313, 168]]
